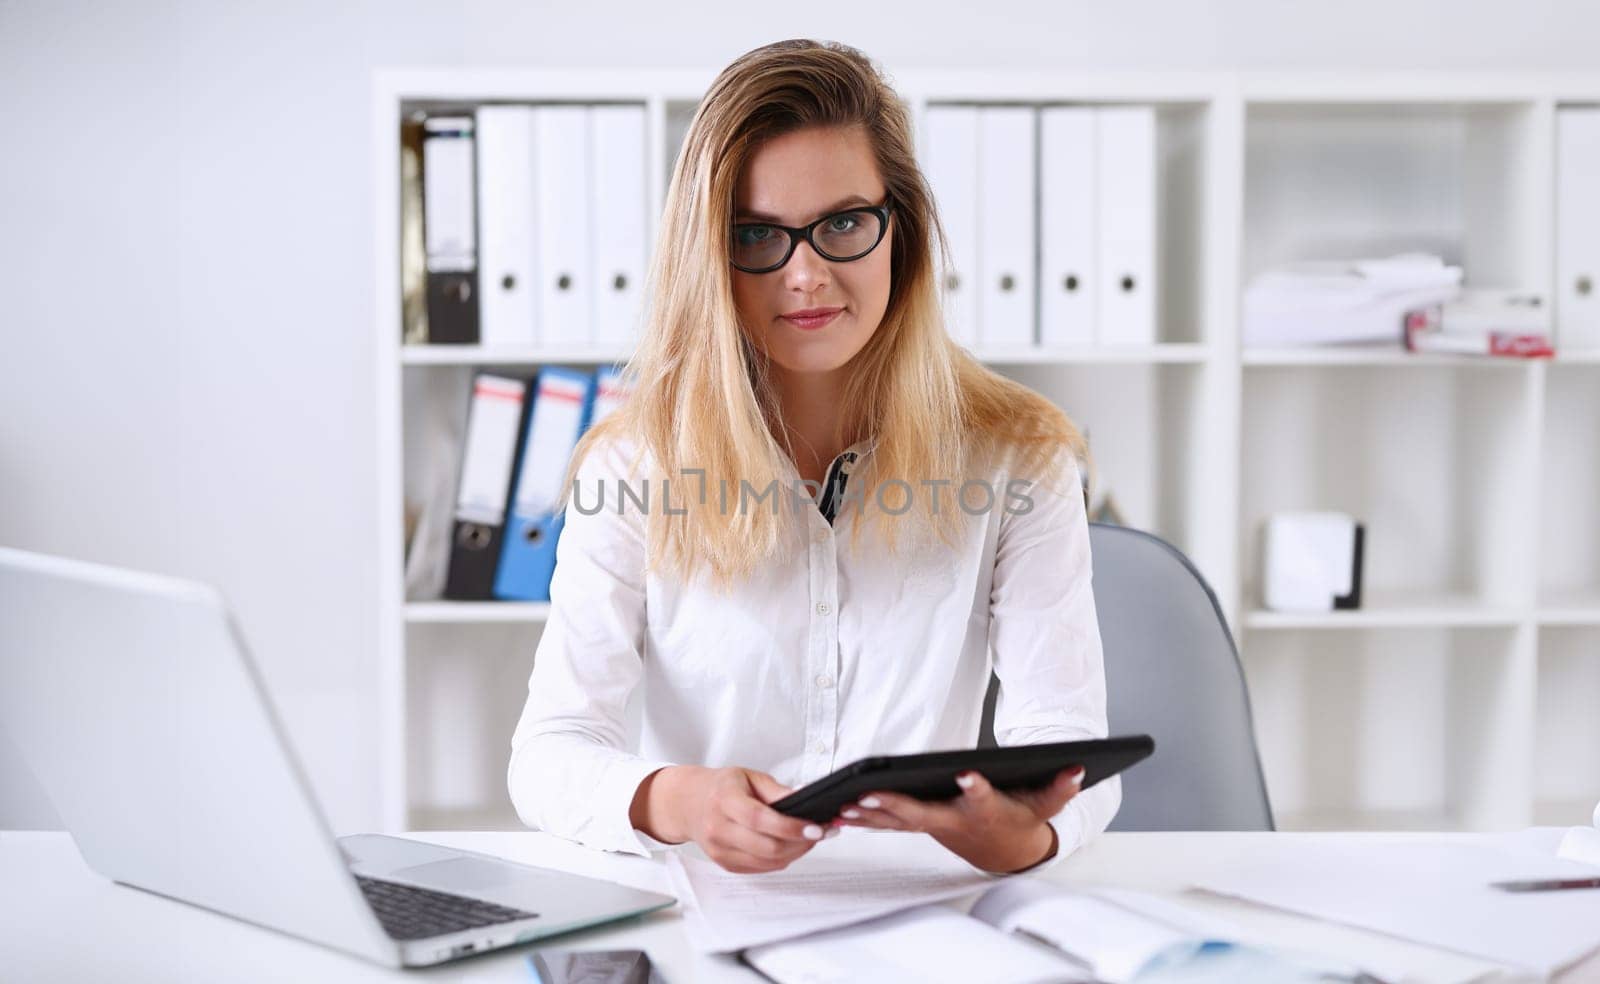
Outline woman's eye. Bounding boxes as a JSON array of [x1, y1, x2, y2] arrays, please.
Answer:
[[736, 225, 776, 245], [825, 215, 859, 233]]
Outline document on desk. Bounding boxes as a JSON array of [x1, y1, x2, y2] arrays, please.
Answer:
[[663, 829, 993, 953], [742, 904, 1086, 984], [742, 878, 1386, 984], [1194, 841, 1600, 977]]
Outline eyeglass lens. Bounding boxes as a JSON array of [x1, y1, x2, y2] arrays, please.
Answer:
[[732, 209, 884, 271]]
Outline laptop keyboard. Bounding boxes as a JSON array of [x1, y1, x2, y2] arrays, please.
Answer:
[[354, 874, 538, 941]]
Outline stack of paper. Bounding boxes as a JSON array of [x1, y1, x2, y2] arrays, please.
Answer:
[[741, 905, 1081, 984], [663, 829, 994, 954], [1243, 253, 1463, 347]]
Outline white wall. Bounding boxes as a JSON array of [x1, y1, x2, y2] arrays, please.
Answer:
[[3, 0, 1597, 833]]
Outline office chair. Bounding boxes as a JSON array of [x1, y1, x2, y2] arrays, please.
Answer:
[[980, 522, 1275, 832]]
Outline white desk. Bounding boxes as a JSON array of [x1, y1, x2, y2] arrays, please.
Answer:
[[2, 829, 1595, 983]]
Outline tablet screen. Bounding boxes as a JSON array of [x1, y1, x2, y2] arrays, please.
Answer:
[[770, 735, 1154, 823]]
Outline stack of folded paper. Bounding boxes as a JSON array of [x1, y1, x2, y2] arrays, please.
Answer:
[[1243, 253, 1463, 347]]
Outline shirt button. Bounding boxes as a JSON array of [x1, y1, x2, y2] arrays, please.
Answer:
[[816, 743, 829, 755], [816, 674, 833, 689], [813, 530, 829, 545], [816, 602, 831, 616]]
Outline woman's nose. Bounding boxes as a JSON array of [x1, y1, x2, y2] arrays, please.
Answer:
[[783, 238, 831, 292]]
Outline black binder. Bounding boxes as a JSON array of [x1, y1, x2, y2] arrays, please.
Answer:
[[426, 272, 479, 345], [421, 113, 480, 345], [444, 373, 529, 599]]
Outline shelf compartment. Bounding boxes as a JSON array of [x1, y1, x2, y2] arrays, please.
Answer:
[[1242, 626, 1533, 832], [1539, 365, 1600, 611], [997, 362, 1212, 567], [1242, 101, 1550, 325], [399, 364, 601, 606], [404, 622, 550, 829], [1534, 627, 1600, 826], [1241, 364, 1538, 612]]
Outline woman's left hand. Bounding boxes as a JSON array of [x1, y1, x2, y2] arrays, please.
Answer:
[[832, 766, 1086, 873]]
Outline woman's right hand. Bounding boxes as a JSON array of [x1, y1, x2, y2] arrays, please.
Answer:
[[632, 765, 834, 873]]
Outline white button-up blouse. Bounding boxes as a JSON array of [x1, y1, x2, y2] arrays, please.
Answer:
[[507, 432, 1120, 869]]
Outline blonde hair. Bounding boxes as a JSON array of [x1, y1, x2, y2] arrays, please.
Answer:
[[568, 38, 1085, 589]]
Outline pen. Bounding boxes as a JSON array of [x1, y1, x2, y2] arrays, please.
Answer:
[[1490, 877, 1600, 892]]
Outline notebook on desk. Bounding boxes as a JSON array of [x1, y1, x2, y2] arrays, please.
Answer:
[[741, 878, 1378, 984]]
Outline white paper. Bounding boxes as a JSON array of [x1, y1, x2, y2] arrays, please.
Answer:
[[664, 829, 994, 953], [974, 880, 1269, 983], [1558, 826, 1600, 869], [1242, 253, 1464, 347], [743, 904, 1085, 984], [972, 879, 1204, 982], [1194, 841, 1600, 977]]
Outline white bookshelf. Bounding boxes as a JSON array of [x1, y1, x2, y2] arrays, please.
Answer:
[[373, 69, 1600, 835], [973, 343, 1210, 365], [1242, 594, 1525, 631], [404, 601, 552, 624], [399, 345, 633, 367]]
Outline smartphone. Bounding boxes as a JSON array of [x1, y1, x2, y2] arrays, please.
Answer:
[[527, 948, 667, 983]]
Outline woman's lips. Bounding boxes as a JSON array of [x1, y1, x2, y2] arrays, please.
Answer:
[[781, 308, 843, 331]]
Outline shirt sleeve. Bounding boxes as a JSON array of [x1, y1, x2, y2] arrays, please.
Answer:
[[506, 437, 677, 857], [986, 446, 1121, 873]]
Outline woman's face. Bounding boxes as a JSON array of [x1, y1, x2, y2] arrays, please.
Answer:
[[730, 125, 893, 376]]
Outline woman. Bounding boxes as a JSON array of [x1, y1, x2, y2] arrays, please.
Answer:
[[508, 38, 1119, 875]]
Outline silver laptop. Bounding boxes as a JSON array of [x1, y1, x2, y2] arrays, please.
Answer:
[[0, 546, 675, 968]]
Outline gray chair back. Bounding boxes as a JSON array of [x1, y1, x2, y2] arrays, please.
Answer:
[[980, 522, 1274, 831]]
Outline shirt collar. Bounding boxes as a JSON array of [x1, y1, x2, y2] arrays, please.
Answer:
[[840, 436, 878, 462]]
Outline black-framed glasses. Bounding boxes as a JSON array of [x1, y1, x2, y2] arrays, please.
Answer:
[[729, 197, 894, 274]]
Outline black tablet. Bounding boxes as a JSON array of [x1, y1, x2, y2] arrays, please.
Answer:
[[770, 734, 1155, 824]]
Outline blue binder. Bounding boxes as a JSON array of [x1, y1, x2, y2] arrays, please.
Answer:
[[493, 367, 597, 601]]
